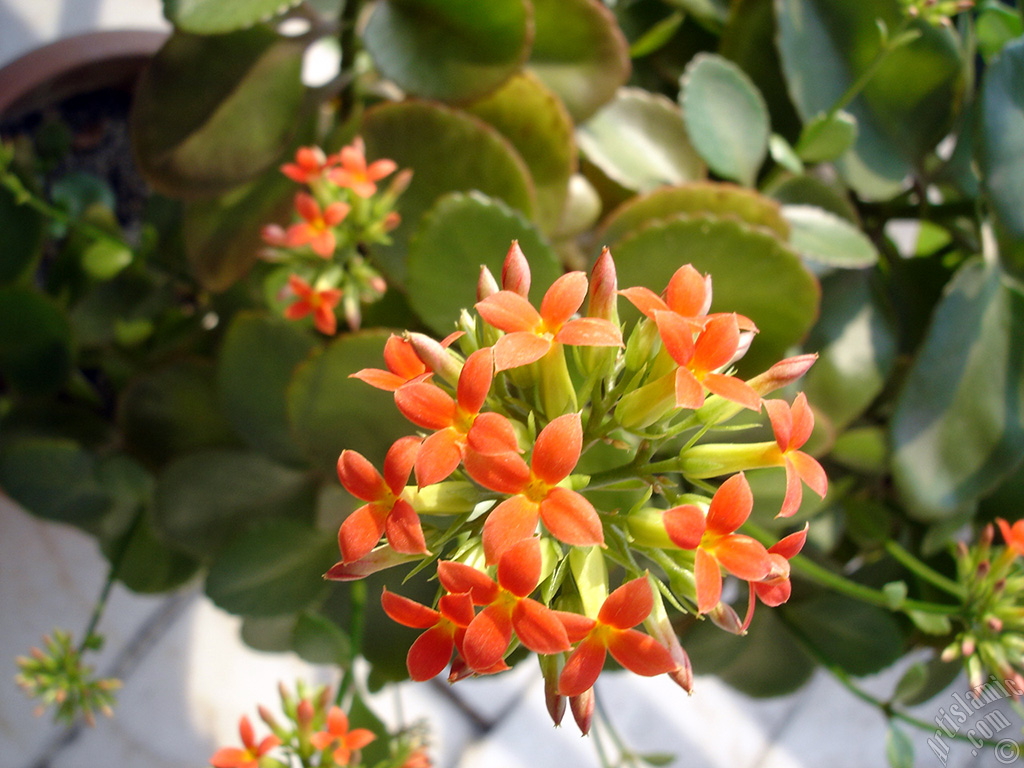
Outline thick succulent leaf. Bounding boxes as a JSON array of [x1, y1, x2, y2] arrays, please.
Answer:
[[892, 259, 1024, 521], [679, 53, 770, 187], [361, 101, 536, 284], [291, 611, 351, 665], [465, 72, 575, 233], [577, 88, 705, 194], [363, 0, 531, 102], [0, 185, 44, 284], [613, 215, 819, 373], [163, 0, 302, 33], [120, 360, 239, 466], [217, 312, 317, 464], [765, 173, 859, 222], [978, 37, 1024, 282], [152, 448, 317, 558], [131, 28, 305, 197], [802, 271, 897, 429], [794, 110, 858, 163], [286, 330, 410, 471], [783, 204, 878, 269], [407, 192, 561, 335], [0, 286, 72, 394], [776, 0, 967, 200], [528, 0, 630, 122], [598, 182, 788, 249], [205, 520, 335, 615]]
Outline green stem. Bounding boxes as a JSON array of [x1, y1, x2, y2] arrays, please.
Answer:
[[78, 511, 144, 652], [336, 579, 367, 705], [336, 0, 363, 123], [884, 540, 965, 599], [827, 17, 917, 118]]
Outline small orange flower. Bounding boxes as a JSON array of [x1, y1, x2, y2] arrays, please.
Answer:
[[281, 146, 333, 184], [210, 715, 280, 768], [381, 588, 475, 681], [475, 271, 622, 372], [284, 274, 342, 335], [753, 524, 808, 608], [337, 436, 427, 563], [998, 518, 1024, 557], [350, 332, 461, 392], [329, 137, 397, 198], [764, 393, 828, 517], [464, 413, 604, 563], [310, 707, 376, 766], [286, 193, 349, 257], [556, 576, 678, 697], [663, 473, 772, 614]]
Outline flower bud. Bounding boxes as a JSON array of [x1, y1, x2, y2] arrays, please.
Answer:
[[324, 547, 421, 581], [581, 248, 621, 377], [615, 372, 676, 429], [501, 240, 531, 297], [644, 579, 692, 693], [570, 688, 594, 735], [707, 602, 744, 635], [539, 654, 565, 726], [406, 332, 462, 387], [678, 441, 780, 480], [569, 546, 609, 619], [623, 318, 660, 373], [538, 345, 578, 418], [407, 481, 484, 515], [477, 265, 500, 301], [296, 698, 314, 730], [627, 507, 676, 549]]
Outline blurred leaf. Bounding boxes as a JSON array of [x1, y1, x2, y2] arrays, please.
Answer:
[[406, 192, 560, 335], [291, 612, 351, 665], [153, 448, 317, 558], [81, 240, 133, 281], [843, 498, 892, 547], [895, 655, 960, 704], [205, 519, 335, 615], [768, 134, 803, 174], [784, 593, 905, 675], [831, 427, 888, 475], [892, 661, 928, 705], [613, 216, 819, 373], [0, 438, 111, 530], [287, 330, 410, 471], [783, 205, 878, 269], [528, 0, 630, 122], [978, 38, 1024, 282], [660, 0, 728, 26], [241, 614, 298, 652], [105, 516, 201, 593], [765, 173, 859, 222], [629, 11, 684, 58], [217, 312, 316, 464], [976, 2, 1023, 61], [120, 361, 239, 466], [363, 0, 530, 102], [679, 53, 769, 186], [0, 184, 44, 284], [163, 0, 302, 33], [803, 270, 896, 429], [465, 72, 576, 233], [776, 0, 966, 200], [0, 286, 72, 394], [577, 88, 705, 194], [891, 260, 1024, 521], [598, 182, 789, 249], [131, 28, 305, 197], [182, 165, 293, 291], [886, 724, 914, 768], [361, 101, 536, 284], [795, 110, 858, 163]]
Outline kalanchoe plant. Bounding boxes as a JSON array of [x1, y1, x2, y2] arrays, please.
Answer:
[[325, 243, 823, 731]]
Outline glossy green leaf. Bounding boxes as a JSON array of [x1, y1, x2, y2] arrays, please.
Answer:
[[363, 0, 530, 102], [776, 0, 966, 200], [978, 38, 1024, 282], [892, 260, 1024, 521], [291, 612, 351, 665], [153, 449, 317, 558], [287, 330, 410, 471], [217, 312, 317, 464], [613, 216, 819, 373], [528, 0, 630, 122], [679, 53, 770, 186], [205, 520, 335, 615], [361, 101, 536, 284], [0, 438, 112, 530], [465, 72, 576, 233], [131, 28, 305, 197], [0, 286, 72, 394], [577, 88, 705, 194], [406, 192, 560, 335], [182, 166, 294, 290], [163, 0, 302, 33], [598, 182, 789, 249], [795, 110, 858, 163], [783, 593, 905, 675], [0, 185, 44, 283], [803, 271, 896, 429], [120, 361, 238, 466], [783, 204, 878, 269]]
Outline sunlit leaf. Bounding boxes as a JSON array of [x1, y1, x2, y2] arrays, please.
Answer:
[[163, 0, 302, 34]]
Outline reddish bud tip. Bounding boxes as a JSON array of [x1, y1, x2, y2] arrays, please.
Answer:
[[570, 688, 595, 735], [501, 240, 531, 297], [477, 266, 500, 301], [748, 354, 818, 396], [587, 247, 619, 323]]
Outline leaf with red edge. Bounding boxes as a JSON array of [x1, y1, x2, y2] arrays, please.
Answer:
[[606, 628, 678, 677], [531, 413, 582, 485], [538, 488, 604, 548]]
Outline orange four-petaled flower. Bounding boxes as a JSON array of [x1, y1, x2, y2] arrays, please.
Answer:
[[284, 274, 343, 336], [209, 715, 280, 768], [764, 392, 828, 517], [310, 706, 376, 766], [329, 137, 398, 198]]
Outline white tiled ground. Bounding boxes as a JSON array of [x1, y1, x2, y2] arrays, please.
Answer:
[[1, 2, 1021, 766]]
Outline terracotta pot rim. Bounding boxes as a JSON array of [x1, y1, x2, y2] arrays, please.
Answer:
[[0, 29, 168, 122]]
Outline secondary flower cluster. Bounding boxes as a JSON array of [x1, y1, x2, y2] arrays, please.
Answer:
[[327, 243, 826, 733], [210, 682, 430, 768], [262, 140, 411, 333]]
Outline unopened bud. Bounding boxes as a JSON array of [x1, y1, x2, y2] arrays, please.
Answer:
[[749, 354, 818, 396], [987, 615, 1003, 632], [644, 579, 693, 693], [977, 560, 990, 579], [708, 602, 744, 635], [477, 265, 500, 301], [387, 168, 414, 198], [383, 211, 401, 232], [587, 248, 619, 324], [539, 654, 565, 727], [940, 641, 960, 662], [570, 688, 594, 735], [981, 523, 994, 547], [501, 241, 531, 297], [569, 546, 608, 619], [406, 332, 462, 386], [448, 657, 473, 683], [258, 705, 280, 731], [297, 698, 314, 729], [961, 636, 976, 657]]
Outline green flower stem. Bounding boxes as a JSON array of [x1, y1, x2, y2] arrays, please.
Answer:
[[336, 579, 367, 705], [337, 0, 364, 123], [883, 539, 966, 599], [79, 510, 144, 652], [827, 17, 919, 119]]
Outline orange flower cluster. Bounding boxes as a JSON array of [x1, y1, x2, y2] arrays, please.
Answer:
[[327, 243, 826, 733]]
